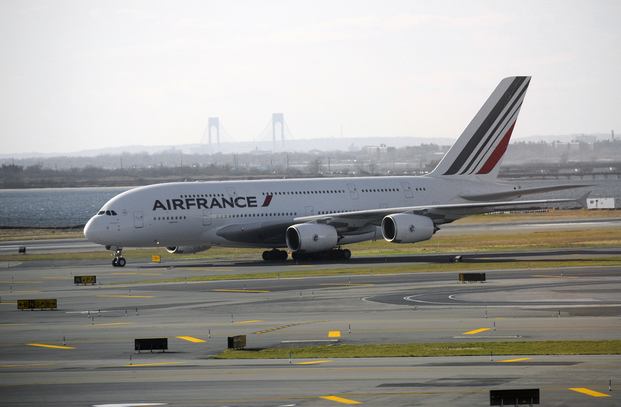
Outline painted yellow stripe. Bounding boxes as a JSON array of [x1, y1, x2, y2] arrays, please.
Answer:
[[569, 387, 610, 397], [463, 327, 491, 335], [93, 322, 131, 327], [3, 290, 40, 294], [0, 280, 39, 284], [176, 335, 206, 343], [126, 362, 183, 367], [234, 319, 264, 324], [497, 357, 531, 363], [328, 330, 341, 338], [27, 343, 75, 350], [213, 289, 270, 293], [96, 295, 154, 298], [0, 363, 53, 368], [296, 360, 332, 365], [320, 395, 361, 405]]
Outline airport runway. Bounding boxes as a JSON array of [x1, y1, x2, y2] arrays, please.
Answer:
[[1, 249, 620, 406]]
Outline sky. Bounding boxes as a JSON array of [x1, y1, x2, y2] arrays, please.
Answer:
[[1, 0, 620, 154]]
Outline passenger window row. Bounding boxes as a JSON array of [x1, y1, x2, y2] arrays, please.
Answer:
[[214, 212, 297, 219], [361, 188, 400, 193], [180, 193, 224, 198], [318, 209, 351, 215], [153, 216, 187, 221], [262, 190, 345, 196]]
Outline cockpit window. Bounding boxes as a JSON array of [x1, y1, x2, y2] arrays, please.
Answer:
[[99, 210, 118, 216]]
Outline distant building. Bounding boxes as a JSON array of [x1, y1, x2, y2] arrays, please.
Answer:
[[586, 197, 616, 209]]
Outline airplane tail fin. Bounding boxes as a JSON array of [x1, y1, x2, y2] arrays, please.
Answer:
[[429, 76, 531, 178]]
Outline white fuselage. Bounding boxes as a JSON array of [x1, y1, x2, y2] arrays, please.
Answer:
[[83, 175, 500, 249]]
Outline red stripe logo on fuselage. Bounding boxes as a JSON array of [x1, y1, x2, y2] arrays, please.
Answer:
[[262, 194, 273, 207]]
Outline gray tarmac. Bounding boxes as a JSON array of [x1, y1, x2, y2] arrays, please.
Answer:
[[1, 246, 620, 406]]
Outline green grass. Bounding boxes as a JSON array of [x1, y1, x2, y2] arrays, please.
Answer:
[[217, 340, 621, 359], [130, 257, 621, 285]]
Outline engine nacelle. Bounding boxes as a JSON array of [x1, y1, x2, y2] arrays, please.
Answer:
[[166, 245, 210, 254], [381, 213, 434, 243], [286, 223, 338, 253]]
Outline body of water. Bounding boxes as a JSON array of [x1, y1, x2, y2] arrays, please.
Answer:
[[0, 179, 619, 228], [0, 187, 129, 228]]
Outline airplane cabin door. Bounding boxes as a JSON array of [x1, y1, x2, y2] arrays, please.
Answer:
[[202, 210, 212, 226], [133, 211, 144, 228], [304, 206, 314, 216], [347, 183, 359, 200], [400, 182, 414, 199]]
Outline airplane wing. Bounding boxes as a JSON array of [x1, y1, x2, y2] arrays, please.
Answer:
[[292, 196, 586, 231]]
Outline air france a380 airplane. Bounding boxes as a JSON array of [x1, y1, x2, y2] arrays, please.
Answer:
[[85, 76, 586, 267]]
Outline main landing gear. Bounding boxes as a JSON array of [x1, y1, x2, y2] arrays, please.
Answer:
[[262, 249, 288, 262], [291, 248, 351, 261], [112, 248, 126, 267]]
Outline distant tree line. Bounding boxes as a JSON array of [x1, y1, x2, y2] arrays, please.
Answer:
[[1, 139, 620, 188]]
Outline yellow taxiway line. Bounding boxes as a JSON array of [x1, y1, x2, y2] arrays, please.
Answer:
[[234, 319, 264, 324], [92, 322, 131, 327], [497, 357, 531, 363], [0, 363, 53, 368], [320, 395, 362, 404], [296, 360, 332, 365], [569, 387, 610, 397], [462, 327, 491, 335], [176, 336, 206, 343], [27, 343, 75, 350]]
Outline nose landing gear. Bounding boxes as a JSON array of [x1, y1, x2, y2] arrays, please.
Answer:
[[112, 248, 126, 267]]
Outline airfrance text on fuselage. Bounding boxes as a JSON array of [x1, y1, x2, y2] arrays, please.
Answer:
[[152, 196, 265, 211]]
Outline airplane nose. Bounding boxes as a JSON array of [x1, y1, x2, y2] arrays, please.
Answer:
[[84, 217, 97, 242]]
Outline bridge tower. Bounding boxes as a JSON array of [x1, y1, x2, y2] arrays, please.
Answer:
[[208, 117, 220, 146], [272, 113, 285, 150]]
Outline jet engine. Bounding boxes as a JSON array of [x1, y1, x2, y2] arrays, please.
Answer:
[[166, 245, 211, 254], [381, 213, 434, 243], [286, 223, 338, 253]]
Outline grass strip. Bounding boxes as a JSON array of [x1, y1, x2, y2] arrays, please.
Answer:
[[131, 257, 621, 284], [216, 340, 621, 359]]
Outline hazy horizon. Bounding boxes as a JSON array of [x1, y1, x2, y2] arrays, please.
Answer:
[[1, 0, 620, 155]]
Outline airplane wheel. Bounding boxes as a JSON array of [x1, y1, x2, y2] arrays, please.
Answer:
[[112, 258, 118, 267], [117, 257, 126, 267], [263, 250, 288, 262], [342, 249, 351, 260]]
